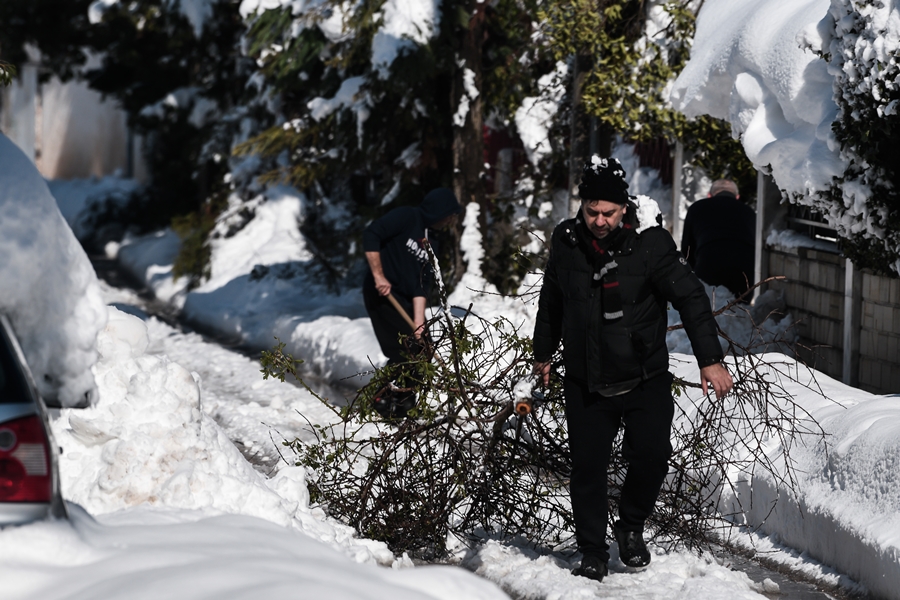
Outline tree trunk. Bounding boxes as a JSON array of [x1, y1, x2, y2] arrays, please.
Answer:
[[449, 2, 486, 290], [566, 54, 592, 219]]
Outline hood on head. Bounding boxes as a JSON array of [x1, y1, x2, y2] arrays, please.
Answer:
[[419, 187, 463, 226]]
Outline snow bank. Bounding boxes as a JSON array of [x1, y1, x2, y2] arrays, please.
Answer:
[[52, 306, 391, 562], [108, 186, 381, 384], [671, 356, 900, 600], [0, 133, 106, 406], [0, 503, 508, 600], [116, 228, 189, 305]]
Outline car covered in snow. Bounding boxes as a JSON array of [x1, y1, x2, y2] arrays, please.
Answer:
[[0, 314, 66, 526]]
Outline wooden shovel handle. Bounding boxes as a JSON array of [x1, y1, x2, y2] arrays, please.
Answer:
[[387, 293, 417, 331]]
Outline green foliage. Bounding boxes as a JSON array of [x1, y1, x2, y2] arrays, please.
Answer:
[[260, 339, 304, 383], [0, 61, 15, 87], [679, 115, 758, 204], [538, 0, 697, 142]]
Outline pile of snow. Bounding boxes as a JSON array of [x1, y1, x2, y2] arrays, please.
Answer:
[[105, 184, 381, 385], [0, 503, 508, 600], [670, 0, 842, 200], [0, 133, 106, 406], [54, 307, 338, 539]]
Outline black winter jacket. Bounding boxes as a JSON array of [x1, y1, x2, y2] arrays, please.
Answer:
[[533, 216, 723, 395], [680, 192, 756, 299]]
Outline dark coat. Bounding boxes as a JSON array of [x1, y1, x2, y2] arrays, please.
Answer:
[[533, 217, 723, 395], [362, 188, 461, 302], [680, 192, 756, 299]]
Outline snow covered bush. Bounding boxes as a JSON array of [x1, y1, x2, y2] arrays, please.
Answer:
[[672, 0, 900, 274], [808, 0, 900, 274]]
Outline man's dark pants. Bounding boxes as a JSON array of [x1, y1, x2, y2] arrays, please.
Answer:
[[363, 285, 414, 366], [564, 372, 675, 562]]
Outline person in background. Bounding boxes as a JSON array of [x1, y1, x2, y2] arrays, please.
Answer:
[[680, 179, 756, 302], [362, 187, 463, 418], [532, 157, 732, 583]]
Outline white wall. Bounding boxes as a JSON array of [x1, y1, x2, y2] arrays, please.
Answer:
[[1, 62, 146, 182]]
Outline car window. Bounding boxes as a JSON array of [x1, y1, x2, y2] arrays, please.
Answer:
[[0, 326, 32, 405]]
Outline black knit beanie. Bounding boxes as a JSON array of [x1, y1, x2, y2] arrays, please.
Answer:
[[578, 157, 630, 204]]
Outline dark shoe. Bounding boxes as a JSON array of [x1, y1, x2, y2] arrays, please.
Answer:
[[372, 387, 417, 420], [393, 391, 417, 416], [572, 554, 608, 582], [614, 521, 651, 567], [372, 392, 395, 419]]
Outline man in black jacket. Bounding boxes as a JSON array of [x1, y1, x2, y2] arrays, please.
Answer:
[[680, 179, 756, 301], [363, 187, 462, 417], [532, 157, 732, 582]]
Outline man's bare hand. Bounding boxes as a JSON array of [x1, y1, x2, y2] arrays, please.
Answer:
[[533, 361, 552, 387], [699, 362, 733, 400], [374, 275, 392, 297], [412, 297, 426, 338]]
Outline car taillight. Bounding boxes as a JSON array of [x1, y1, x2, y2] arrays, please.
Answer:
[[0, 415, 51, 503]]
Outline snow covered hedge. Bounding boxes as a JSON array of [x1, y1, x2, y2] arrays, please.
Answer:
[[810, 0, 900, 274]]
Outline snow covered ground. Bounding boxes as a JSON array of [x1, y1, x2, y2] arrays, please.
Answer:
[[4, 130, 900, 599], [3, 0, 900, 592]]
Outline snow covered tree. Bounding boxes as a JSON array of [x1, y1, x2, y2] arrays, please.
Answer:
[[807, 0, 900, 274], [85, 0, 257, 230], [0, 0, 94, 83], [237, 0, 561, 290], [1, 0, 269, 286]]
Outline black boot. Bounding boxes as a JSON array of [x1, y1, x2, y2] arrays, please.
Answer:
[[372, 387, 417, 421], [372, 389, 395, 419], [572, 554, 608, 582], [392, 390, 417, 417], [614, 521, 651, 567]]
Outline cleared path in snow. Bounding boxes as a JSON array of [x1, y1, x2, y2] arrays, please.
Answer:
[[91, 259, 854, 600]]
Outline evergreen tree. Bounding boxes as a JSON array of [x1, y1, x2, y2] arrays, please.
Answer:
[[807, 0, 900, 275], [238, 0, 557, 291]]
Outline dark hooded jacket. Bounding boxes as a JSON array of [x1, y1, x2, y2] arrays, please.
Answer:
[[362, 188, 462, 302], [533, 205, 723, 395]]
